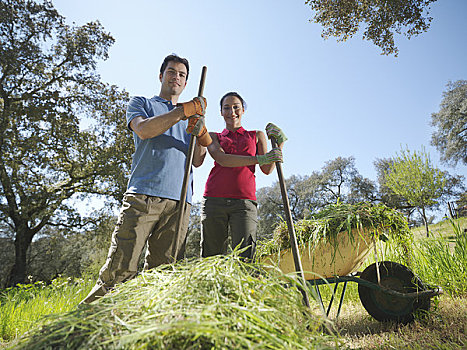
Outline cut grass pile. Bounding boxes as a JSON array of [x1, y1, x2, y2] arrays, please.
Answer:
[[9, 255, 338, 350]]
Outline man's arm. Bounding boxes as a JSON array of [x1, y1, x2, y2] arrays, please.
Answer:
[[129, 96, 207, 140], [193, 140, 207, 167], [129, 107, 186, 140]]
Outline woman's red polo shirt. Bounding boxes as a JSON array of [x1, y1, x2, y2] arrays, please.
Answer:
[[204, 127, 257, 200]]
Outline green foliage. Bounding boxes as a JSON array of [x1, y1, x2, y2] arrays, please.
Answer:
[[384, 147, 447, 234], [185, 201, 202, 259], [0, 277, 93, 342], [374, 157, 413, 211], [411, 218, 467, 296], [431, 80, 467, 166], [373, 217, 467, 297], [385, 149, 444, 208], [10, 255, 337, 349], [257, 202, 412, 259], [305, 0, 437, 56], [0, 0, 133, 286]]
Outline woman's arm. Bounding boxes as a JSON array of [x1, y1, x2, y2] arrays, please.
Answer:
[[256, 130, 284, 175], [206, 133, 259, 167]]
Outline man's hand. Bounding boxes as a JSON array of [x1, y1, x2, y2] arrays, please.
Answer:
[[256, 148, 283, 166], [196, 126, 212, 147], [186, 115, 212, 146], [178, 96, 207, 119], [186, 115, 205, 136], [265, 123, 287, 145]]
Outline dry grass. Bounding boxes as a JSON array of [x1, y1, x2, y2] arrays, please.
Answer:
[[332, 295, 466, 349]]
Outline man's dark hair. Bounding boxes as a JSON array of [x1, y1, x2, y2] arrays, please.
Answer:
[[160, 54, 190, 80], [220, 92, 247, 110]]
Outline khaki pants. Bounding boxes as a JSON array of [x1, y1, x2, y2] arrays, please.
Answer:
[[82, 193, 190, 303], [201, 197, 257, 260]]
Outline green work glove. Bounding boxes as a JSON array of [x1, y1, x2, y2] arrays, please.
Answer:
[[265, 123, 287, 145], [256, 148, 282, 166]]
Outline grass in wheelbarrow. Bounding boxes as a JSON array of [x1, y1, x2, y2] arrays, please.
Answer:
[[9, 254, 339, 350], [256, 202, 413, 264]]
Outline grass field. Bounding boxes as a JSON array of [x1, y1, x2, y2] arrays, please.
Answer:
[[1, 217, 466, 349]]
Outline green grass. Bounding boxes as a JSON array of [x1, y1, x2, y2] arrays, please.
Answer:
[[1, 216, 466, 349], [409, 217, 467, 296], [0, 278, 94, 345], [411, 216, 466, 238]]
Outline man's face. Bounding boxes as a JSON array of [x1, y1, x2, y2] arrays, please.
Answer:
[[159, 61, 188, 97]]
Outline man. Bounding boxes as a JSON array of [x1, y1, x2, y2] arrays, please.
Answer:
[[82, 54, 211, 303]]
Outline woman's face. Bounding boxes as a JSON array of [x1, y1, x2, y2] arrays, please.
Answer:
[[221, 95, 244, 129]]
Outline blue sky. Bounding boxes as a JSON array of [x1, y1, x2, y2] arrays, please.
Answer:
[[53, 0, 467, 216]]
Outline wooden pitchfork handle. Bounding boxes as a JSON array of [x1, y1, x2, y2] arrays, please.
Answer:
[[172, 66, 207, 262], [271, 138, 311, 308]]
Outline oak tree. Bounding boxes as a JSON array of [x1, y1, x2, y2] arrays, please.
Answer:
[[431, 80, 467, 166], [306, 0, 437, 56], [0, 0, 133, 286]]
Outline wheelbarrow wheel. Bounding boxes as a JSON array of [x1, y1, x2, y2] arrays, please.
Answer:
[[358, 261, 430, 323]]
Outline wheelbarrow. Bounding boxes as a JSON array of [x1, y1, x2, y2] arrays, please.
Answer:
[[260, 229, 442, 324]]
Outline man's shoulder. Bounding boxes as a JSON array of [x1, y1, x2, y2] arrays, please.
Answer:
[[129, 95, 165, 104]]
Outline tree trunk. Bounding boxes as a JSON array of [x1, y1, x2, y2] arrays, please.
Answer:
[[6, 228, 33, 287], [447, 202, 455, 219], [421, 207, 429, 237]]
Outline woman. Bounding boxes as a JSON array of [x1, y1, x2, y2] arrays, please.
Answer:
[[201, 92, 287, 260]]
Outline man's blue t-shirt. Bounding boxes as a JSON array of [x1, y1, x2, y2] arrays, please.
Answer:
[[125, 95, 193, 204]]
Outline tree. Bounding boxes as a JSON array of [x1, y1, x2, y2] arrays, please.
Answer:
[[306, 0, 437, 56], [431, 80, 467, 166], [185, 202, 202, 259], [256, 175, 317, 240], [317, 156, 377, 204], [455, 191, 467, 217], [0, 0, 133, 286], [385, 148, 446, 236], [374, 157, 416, 221]]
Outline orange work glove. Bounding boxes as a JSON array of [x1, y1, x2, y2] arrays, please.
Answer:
[[196, 126, 212, 147], [178, 96, 207, 119], [186, 115, 212, 146], [186, 115, 205, 136]]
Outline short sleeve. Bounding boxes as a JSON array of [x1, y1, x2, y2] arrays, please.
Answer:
[[126, 96, 149, 130]]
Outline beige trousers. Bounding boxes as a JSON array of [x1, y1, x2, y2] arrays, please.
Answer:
[[82, 193, 190, 303]]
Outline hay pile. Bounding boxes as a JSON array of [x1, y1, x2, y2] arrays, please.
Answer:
[[11, 255, 337, 349]]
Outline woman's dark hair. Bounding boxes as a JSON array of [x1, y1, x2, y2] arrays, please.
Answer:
[[220, 92, 247, 110], [160, 54, 189, 80]]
